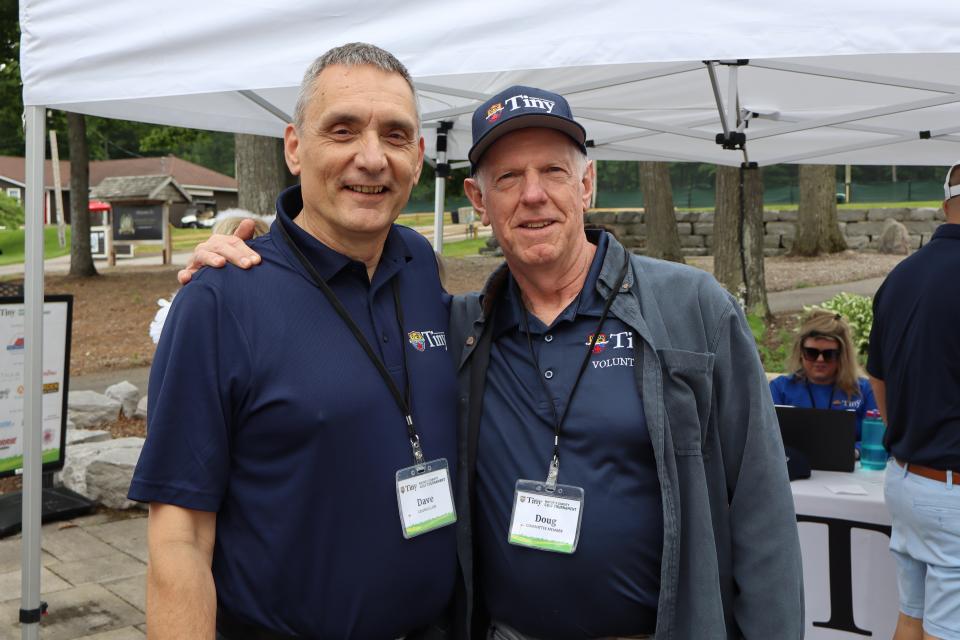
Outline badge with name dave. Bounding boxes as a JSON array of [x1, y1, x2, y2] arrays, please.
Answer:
[[396, 458, 456, 539], [508, 479, 584, 554]]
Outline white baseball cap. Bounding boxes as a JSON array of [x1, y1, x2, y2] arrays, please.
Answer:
[[944, 162, 960, 200]]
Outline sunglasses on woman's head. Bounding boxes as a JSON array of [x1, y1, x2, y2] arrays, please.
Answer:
[[802, 347, 840, 362]]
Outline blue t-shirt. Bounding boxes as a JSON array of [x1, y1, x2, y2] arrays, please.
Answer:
[[129, 186, 458, 638], [475, 232, 661, 639], [769, 374, 877, 440]]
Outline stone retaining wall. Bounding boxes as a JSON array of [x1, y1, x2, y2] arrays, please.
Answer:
[[583, 207, 944, 256]]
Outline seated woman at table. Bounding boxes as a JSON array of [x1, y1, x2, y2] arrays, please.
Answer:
[[769, 309, 877, 440]]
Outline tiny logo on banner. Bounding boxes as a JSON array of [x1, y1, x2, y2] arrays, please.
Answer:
[[6, 336, 23, 351]]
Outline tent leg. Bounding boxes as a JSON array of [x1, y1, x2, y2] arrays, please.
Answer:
[[21, 105, 46, 640], [432, 121, 452, 254]]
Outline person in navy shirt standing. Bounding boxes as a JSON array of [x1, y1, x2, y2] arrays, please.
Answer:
[[770, 309, 877, 440], [129, 43, 458, 639]]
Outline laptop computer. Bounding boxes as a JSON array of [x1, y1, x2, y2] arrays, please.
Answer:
[[775, 405, 857, 472]]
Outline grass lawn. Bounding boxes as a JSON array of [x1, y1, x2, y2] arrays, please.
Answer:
[[442, 237, 488, 257], [134, 227, 212, 255], [0, 227, 72, 266]]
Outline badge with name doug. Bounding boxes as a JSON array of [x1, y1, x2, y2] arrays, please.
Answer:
[[508, 479, 584, 554], [396, 458, 456, 539]]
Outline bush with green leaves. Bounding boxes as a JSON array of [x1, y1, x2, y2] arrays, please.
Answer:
[[0, 192, 24, 229], [805, 292, 874, 360]]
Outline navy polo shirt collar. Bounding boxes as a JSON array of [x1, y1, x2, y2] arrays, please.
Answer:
[[494, 230, 609, 337], [931, 222, 960, 242], [274, 184, 413, 287]]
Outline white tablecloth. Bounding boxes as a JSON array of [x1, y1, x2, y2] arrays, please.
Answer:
[[791, 468, 898, 639]]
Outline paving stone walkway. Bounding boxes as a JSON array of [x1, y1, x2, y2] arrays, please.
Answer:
[[0, 511, 147, 639]]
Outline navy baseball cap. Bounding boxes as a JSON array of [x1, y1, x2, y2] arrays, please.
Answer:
[[468, 85, 587, 170]]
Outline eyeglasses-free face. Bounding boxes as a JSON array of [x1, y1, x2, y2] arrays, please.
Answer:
[[802, 346, 840, 362]]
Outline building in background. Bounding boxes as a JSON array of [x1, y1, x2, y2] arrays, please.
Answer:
[[0, 155, 237, 226]]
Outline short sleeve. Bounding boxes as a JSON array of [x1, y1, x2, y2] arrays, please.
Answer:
[[128, 280, 251, 511], [866, 284, 885, 379]]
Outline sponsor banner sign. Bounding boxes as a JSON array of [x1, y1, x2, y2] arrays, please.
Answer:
[[0, 297, 72, 475]]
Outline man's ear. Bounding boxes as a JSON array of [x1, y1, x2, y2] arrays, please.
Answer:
[[283, 123, 302, 176], [413, 136, 425, 185], [580, 159, 594, 211], [464, 177, 490, 226]]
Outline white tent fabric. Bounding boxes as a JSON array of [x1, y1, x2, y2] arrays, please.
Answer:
[[21, 0, 960, 166]]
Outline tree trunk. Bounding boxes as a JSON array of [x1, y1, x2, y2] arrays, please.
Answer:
[[235, 134, 294, 215], [638, 161, 684, 263], [713, 165, 742, 294], [792, 164, 847, 256], [741, 165, 769, 318], [713, 164, 770, 318], [67, 112, 97, 277]]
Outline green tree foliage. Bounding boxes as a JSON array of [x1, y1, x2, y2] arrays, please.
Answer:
[[0, 190, 23, 228], [805, 293, 874, 363]]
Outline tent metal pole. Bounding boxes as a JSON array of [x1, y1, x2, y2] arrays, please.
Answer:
[[573, 109, 716, 141], [20, 104, 46, 640], [705, 62, 731, 139], [750, 93, 960, 140], [764, 133, 918, 165], [432, 121, 452, 253]]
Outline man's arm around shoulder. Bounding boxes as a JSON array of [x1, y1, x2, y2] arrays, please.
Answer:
[[147, 503, 217, 639]]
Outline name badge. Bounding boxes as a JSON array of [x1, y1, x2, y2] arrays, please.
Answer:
[[395, 458, 456, 539], [508, 479, 584, 554]]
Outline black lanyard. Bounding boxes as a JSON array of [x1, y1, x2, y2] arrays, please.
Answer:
[[275, 219, 424, 464], [805, 382, 836, 411], [518, 253, 630, 486]]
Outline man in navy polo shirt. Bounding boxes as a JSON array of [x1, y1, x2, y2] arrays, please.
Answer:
[[129, 43, 458, 639], [868, 163, 960, 640], [447, 87, 803, 640], [185, 87, 804, 639]]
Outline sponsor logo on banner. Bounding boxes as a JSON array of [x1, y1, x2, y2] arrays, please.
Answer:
[[0, 420, 13, 428], [43, 430, 54, 445], [6, 335, 24, 351], [485, 103, 504, 122], [408, 330, 447, 352], [0, 389, 9, 400], [43, 382, 59, 394], [0, 436, 16, 449]]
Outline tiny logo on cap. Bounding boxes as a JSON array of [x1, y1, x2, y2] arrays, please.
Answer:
[[486, 103, 504, 122]]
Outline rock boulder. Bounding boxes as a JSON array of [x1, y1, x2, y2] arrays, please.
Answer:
[[68, 391, 121, 429], [105, 381, 141, 418]]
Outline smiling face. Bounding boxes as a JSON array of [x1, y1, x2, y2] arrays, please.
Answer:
[[284, 63, 424, 245], [801, 336, 841, 385], [464, 127, 593, 272]]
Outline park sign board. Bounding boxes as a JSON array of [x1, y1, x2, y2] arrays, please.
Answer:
[[112, 204, 164, 241], [0, 296, 73, 477]]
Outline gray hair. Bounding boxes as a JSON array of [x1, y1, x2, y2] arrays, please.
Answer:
[[293, 42, 420, 132]]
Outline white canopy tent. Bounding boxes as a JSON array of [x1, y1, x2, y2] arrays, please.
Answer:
[[17, 1, 960, 637]]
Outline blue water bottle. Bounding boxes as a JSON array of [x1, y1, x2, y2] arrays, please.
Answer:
[[860, 410, 888, 470]]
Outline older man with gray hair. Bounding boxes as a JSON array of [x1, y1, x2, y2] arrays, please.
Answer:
[[129, 43, 458, 639]]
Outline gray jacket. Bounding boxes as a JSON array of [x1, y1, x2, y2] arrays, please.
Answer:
[[448, 233, 803, 640]]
